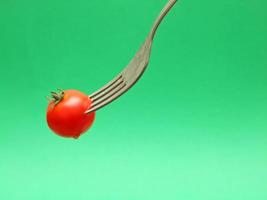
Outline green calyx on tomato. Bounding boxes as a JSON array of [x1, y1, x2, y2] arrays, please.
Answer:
[[47, 89, 65, 105]]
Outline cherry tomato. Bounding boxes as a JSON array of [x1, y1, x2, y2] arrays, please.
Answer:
[[46, 89, 95, 139]]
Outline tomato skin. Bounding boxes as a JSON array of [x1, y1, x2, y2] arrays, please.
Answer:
[[46, 90, 95, 139]]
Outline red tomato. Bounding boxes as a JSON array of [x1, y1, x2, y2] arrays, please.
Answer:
[[46, 89, 95, 139]]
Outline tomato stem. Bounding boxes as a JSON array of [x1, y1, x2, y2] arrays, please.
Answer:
[[49, 89, 65, 105]]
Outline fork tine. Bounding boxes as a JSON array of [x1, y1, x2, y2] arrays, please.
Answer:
[[91, 76, 125, 102], [91, 80, 126, 107], [90, 74, 123, 98], [86, 82, 127, 114]]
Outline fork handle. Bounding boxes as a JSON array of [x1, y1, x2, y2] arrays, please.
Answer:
[[149, 0, 177, 39]]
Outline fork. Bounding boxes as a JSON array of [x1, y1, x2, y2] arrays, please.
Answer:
[[85, 0, 177, 114]]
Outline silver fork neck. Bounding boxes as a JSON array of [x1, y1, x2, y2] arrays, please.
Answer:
[[149, 0, 177, 40]]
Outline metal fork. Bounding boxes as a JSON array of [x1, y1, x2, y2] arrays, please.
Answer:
[[85, 0, 177, 114]]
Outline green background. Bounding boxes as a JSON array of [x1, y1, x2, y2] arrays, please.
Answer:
[[0, 0, 266, 199]]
